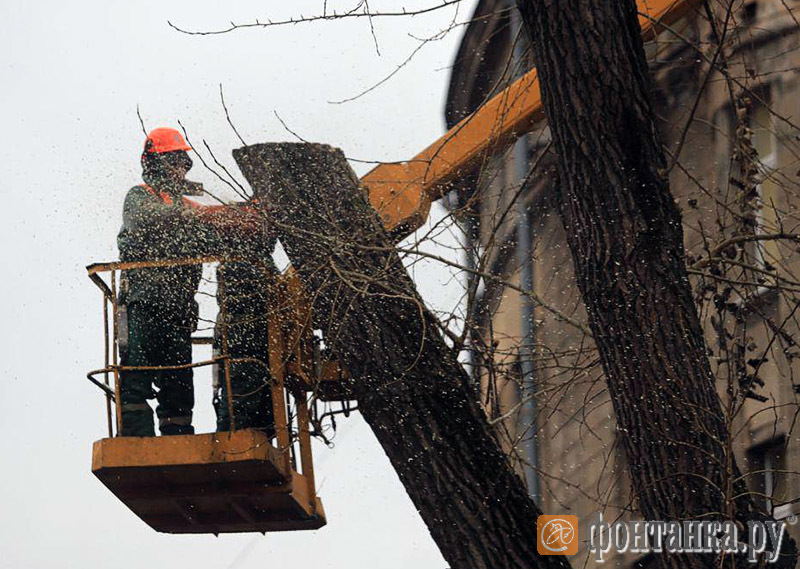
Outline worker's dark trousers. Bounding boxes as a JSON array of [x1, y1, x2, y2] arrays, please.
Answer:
[[120, 301, 195, 436], [214, 312, 275, 436], [214, 261, 275, 435]]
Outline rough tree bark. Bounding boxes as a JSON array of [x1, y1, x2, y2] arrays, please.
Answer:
[[234, 142, 569, 569], [515, 1, 797, 568]]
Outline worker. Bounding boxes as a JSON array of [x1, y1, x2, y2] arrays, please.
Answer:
[[116, 127, 206, 437], [213, 255, 278, 436]]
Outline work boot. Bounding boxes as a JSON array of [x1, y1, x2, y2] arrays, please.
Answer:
[[159, 416, 194, 436], [120, 405, 155, 437]]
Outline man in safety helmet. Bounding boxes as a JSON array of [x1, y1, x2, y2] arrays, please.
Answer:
[[117, 127, 208, 436]]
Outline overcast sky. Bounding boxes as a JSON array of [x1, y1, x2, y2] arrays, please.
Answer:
[[0, 1, 477, 567]]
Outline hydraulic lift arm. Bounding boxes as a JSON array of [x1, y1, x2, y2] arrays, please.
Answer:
[[360, 0, 701, 237]]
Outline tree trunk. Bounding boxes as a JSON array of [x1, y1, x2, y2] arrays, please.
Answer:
[[234, 142, 571, 569], [515, 1, 796, 568]]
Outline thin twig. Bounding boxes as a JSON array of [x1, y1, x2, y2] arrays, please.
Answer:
[[168, 1, 462, 36], [220, 84, 246, 145]]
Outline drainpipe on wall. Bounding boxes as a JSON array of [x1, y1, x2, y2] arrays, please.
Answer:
[[462, 193, 479, 384], [511, 4, 540, 501]]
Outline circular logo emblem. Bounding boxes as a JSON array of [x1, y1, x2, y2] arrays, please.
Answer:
[[540, 518, 576, 552]]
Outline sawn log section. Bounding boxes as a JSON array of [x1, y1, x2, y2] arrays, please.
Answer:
[[234, 142, 570, 569]]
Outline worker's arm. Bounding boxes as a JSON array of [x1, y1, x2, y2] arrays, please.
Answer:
[[183, 200, 263, 230], [118, 185, 217, 259], [122, 186, 181, 226], [182, 197, 276, 258]]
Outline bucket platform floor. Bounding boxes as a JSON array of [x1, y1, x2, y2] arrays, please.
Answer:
[[92, 429, 326, 534]]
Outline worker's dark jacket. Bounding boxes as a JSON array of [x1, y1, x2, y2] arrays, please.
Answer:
[[117, 176, 204, 310]]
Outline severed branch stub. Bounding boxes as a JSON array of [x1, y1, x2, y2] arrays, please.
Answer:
[[233, 142, 570, 569]]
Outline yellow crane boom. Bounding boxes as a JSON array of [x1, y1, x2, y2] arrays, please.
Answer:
[[362, 0, 701, 235]]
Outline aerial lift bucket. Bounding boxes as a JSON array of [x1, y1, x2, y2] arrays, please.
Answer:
[[92, 429, 325, 534], [85, 258, 344, 534]]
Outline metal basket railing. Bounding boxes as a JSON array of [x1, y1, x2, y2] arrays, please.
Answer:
[[85, 256, 317, 489]]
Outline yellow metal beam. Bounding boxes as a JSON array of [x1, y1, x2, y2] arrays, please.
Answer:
[[361, 0, 701, 234]]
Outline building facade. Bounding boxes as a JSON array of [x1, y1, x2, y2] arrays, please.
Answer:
[[445, 0, 800, 564]]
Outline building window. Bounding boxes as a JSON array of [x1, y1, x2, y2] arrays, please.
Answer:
[[747, 436, 786, 513], [750, 95, 780, 272], [742, 1, 758, 25]]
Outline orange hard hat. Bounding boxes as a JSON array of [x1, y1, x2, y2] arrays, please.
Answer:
[[143, 127, 192, 154]]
